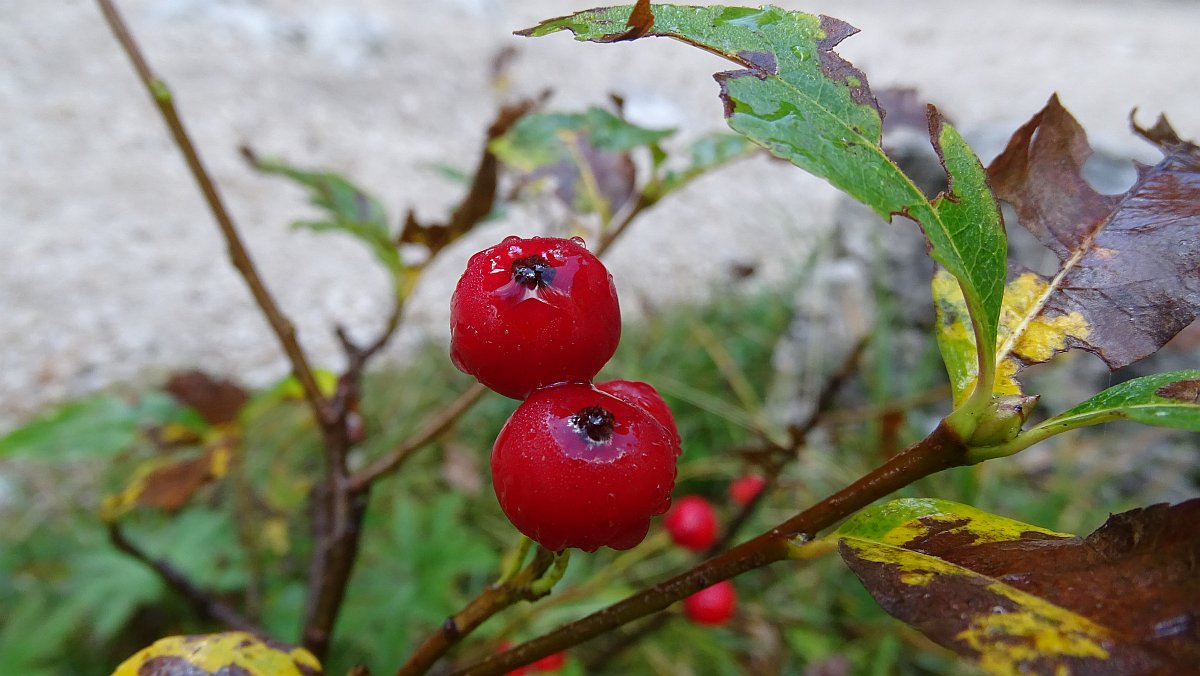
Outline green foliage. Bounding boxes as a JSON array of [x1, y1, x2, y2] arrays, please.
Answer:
[[0, 392, 197, 461], [525, 5, 1008, 396], [247, 153, 404, 279]]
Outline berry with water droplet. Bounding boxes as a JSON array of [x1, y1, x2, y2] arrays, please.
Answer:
[[596, 379, 682, 450], [684, 580, 737, 626], [663, 495, 718, 551], [450, 236, 620, 399], [491, 383, 679, 552]]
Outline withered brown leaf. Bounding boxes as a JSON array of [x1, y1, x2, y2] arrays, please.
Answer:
[[988, 95, 1200, 369]]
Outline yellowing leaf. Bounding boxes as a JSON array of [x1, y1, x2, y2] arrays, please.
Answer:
[[101, 440, 234, 522], [934, 269, 1090, 404], [837, 498, 1200, 674], [112, 632, 322, 675]]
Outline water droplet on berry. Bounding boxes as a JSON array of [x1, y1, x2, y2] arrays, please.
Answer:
[[570, 236, 587, 248]]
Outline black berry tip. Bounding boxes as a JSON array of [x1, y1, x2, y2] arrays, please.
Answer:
[[512, 254, 556, 290], [570, 405, 615, 444]]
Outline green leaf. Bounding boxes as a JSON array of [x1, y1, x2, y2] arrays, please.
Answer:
[[1037, 370, 1200, 433], [247, 152, 403, 277], [838, 498, 1200, 674], [0, 395, 137, 460], [491, 107, 672, 172], [653, 131, 759, 197], [523, 4, 1006, 400]]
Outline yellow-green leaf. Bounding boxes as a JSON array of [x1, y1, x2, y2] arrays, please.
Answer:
[[837, 498, 1200, 674], [934, 269, 1091, 405], [112, 632, 322, 675]]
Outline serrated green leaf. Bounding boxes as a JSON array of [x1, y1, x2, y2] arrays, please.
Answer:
[[250, 155, 402, 277], [838, 498, 1200, 674], [1038, 370, 1200, 433], [524, 4, 1006, 401]]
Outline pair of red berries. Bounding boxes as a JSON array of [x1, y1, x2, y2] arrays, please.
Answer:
[[450, 236, 681, 552]]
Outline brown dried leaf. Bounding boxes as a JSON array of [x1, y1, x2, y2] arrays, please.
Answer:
[[596, 0, 654, 43], [839, 499, 1200, 675], [400, 95, 546, 256], [101, 441, 233, 520], [987, 95, 1200, 369], [165, 370, 248, 426]]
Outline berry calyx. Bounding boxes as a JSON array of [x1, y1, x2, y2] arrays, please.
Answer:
[[663, 495, 718, 552], [596, 379, 682, 450], [684, 580, 737, 626], [729, 474, 767, 506], [450, 236, 621, 399], [491, 384, 680, 552]]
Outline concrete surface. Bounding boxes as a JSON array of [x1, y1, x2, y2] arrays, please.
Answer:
[[3, 0, 1199, 428]]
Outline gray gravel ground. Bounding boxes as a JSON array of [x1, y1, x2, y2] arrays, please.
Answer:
[[3, 0, 1199, 429]]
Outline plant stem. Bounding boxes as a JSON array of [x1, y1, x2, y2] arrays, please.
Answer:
[[396, 547, 558, 676], [454, 421, 969, 675], [95, 0, 329, 428], [109, 524, 262, 634], [349, 382, 489, 492]]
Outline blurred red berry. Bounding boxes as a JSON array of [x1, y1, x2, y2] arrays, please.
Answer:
[[729, 474, 766, 506], [684, 580, 736, 625], [663, 495, 718, 551]]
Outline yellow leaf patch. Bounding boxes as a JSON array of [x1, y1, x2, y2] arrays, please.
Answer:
[[112, 632, 322, 676]]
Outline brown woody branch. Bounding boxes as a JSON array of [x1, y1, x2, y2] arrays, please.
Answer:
[[109, 523, 262, 634], [455, 420, 970, 675]]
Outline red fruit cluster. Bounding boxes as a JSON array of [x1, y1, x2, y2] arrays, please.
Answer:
[[451, 236, 681, 552]]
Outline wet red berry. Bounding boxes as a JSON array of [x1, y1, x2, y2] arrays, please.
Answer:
[[491, 384, 679, 552], [450, 236, 621, 399], [729, 474, 766, 506], [596, 379, 682, 450], [663, 495, 718, 552], [684, 580, 736, 626]]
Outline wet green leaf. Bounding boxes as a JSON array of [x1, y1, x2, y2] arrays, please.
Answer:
[[1035, 370, 1200, 434], [523, 5, 1006, 398], [838, 498, 1200, 674]]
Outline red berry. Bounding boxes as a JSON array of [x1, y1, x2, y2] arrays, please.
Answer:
[[729, 474, 766, 506], [450, 236, 621, 399], [531, 652, 567, 672], [596, 379, 682, 449], [683, 580, 736, 626], [491, 384, 679, 552], [663, 495, 718, 552]]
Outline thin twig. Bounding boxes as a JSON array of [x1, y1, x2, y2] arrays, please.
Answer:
[[349, 382, 489, 492], [109, 523, 262, 634], [396, 547, 558, 676], [456, 419, 969, 675], [96, 0, 330, 427]]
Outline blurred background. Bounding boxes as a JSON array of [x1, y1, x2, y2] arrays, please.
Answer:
[[2, 1, 1198, 674]]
